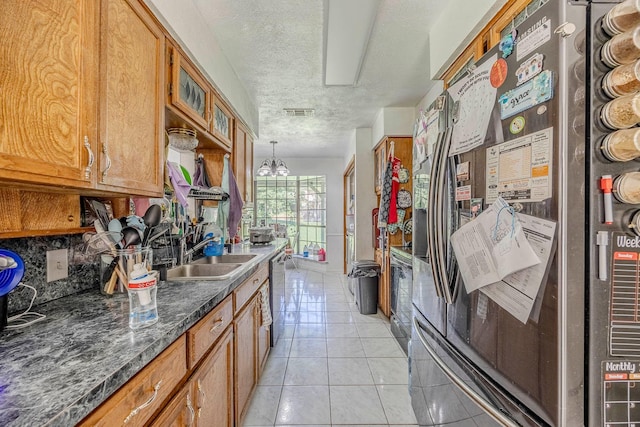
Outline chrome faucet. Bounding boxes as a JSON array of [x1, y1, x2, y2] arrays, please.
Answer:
[[179, 235, 219, 265]]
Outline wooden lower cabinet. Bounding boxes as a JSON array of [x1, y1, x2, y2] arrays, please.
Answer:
[[81, 263, 271, 427], [233, 275, 271, 425], [376, 248, 390, 318], [153, 327, 234, 427], [79, 336, 187, 427], [234, 298, 257, 426], [257, 285, 271, 376]]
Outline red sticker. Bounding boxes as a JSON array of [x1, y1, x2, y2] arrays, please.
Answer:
[[490, 58, 508, 88]]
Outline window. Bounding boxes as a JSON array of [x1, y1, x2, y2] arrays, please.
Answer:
[[254, 175, 326, 253]]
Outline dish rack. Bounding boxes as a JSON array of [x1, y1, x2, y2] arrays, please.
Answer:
[[188, 187, 228, 201]]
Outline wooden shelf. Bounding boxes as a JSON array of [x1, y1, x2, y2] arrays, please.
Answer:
[[0, 227, 93, 240]]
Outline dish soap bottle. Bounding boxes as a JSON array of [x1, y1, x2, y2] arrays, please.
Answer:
[[318, 247, 326, 262]]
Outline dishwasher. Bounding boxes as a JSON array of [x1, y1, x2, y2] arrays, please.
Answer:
[[269, 250, 286, 346], [389, 246, 412, 355]]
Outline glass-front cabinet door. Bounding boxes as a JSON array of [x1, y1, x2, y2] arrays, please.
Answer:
[[169, 46, 210, 129], [211, 96, 233, 149]]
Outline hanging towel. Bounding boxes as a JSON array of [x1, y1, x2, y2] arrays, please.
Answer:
[[217, 156, 244, 240], [166, 161, 191, 208], [192, 156, 211, 188], [389, 156, 401, 224], [259, 285, 272, 327], [377, 157, 394, 228]]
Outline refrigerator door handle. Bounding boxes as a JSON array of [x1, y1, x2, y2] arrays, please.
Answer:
[[427, 132, 444, 298], [412, 317, 519, 427], [434, 128, 454, 303]]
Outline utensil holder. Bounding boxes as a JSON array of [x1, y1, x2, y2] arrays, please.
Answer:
[[100, 247, 152, 296]]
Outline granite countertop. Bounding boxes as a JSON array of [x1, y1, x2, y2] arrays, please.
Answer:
[[0, 239, 287, 427]]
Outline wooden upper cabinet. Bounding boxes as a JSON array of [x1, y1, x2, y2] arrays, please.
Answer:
[[0, 0, 99, 188], [97, 0, 164, 196], [231, 122, 254, 203], [245, 133, 254, 203], [168, 45, 211, 130], [211, 96, 234, 150], [233, 124, 247, 200]]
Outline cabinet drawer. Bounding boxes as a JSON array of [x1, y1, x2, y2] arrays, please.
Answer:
[[187, 294, 233, 369], [80, 335, 187, 427], [234, 264, 268, 313]]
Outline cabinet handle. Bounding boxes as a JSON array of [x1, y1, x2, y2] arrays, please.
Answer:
[[83, 136, 94, 180], [253, 277, 260, 284], [123, 380, 162, 423], [186, 391, 195, 425], [197, 379, 206, 418], [101, 142, 112, 182], [209, 317, 224, 333]]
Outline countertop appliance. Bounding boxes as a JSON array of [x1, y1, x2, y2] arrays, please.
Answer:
[[269, 249, 286, 346], [389, 246, 412, 354], [249, 227, 275, 244], [409, 1, 640, 425]]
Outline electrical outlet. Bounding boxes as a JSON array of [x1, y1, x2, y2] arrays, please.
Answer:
[[47, 249, 69, 282]]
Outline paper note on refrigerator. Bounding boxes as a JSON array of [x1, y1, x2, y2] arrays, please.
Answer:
[[450, 197, 541, 293], [448, 54, 498, 156], [480, 214, 557, 324]]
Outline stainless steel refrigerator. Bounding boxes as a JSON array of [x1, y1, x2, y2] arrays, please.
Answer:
[[409, 1, 640, 425]]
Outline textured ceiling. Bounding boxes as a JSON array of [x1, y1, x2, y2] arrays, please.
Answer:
[[192, 0, 446, 159]]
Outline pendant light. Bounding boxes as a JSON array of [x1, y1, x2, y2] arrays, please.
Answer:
[[257, 140, 290, 177]]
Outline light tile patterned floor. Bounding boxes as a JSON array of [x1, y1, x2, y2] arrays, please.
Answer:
[[243, 268, 418, 427]]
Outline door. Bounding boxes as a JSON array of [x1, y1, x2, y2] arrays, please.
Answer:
[[151, 387, 195, 427], [435, 2, 584, 424], [234, 299, 256, 425], [98, 0, 164, 196], [0, 0, 98, 188], [194, 327, 234, 427]]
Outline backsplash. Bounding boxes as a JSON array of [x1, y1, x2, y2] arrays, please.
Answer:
[[0, 234, 99, 314]]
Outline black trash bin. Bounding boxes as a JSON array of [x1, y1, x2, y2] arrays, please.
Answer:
[[348, 260, 380, 315]]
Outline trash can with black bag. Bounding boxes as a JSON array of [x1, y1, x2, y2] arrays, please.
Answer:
[[347, 260, 380, 315]]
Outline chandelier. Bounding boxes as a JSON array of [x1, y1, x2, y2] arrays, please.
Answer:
[[257, 141, 290, 177]]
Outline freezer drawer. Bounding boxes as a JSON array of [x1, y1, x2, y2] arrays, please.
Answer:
[[410, 307, 543, 426]]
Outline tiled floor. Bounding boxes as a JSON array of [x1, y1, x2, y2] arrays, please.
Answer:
[[243, 268, 418, 426]]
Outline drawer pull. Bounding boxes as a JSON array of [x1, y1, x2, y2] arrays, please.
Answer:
[[186, 392, 195, 425], [253, 277, 260, 284], [123, 380, 162, 423], [197, 379, 206, 418], [209, 318, 224, 333]]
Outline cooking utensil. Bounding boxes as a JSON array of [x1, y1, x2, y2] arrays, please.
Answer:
[[0, 250, 24, 297], [121, 227, 142, 248], [142, 205, 162, 245], [89, 200, 111, 230]]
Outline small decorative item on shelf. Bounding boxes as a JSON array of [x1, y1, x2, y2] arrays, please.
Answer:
[[167, 127, 198, 151]]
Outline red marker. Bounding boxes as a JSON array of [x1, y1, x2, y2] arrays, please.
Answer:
[[600, 175, 613, 224]]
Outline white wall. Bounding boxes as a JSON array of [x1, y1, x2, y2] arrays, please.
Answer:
[[429, 0, 508, 79], [354, 128, 376, 262], [144, 0, 259, 136], [258, 157, 345, 272], [415, 81, 444, 115], [371, 107, 415, 147]]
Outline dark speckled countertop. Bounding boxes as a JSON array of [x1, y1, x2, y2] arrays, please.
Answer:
[[0, 240, 286, 427]]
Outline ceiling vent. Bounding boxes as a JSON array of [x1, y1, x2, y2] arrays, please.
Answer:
[[284, 108, 315, 117]]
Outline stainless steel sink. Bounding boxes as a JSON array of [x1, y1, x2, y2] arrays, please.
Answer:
[[166, 263, 244, 281], [191, 254, 258, 264]]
